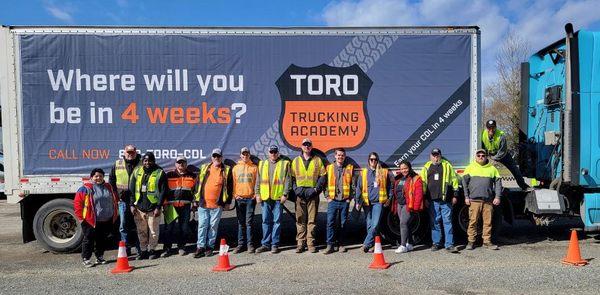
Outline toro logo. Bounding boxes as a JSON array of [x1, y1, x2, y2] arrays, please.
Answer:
[[276, 64, 372, 153]]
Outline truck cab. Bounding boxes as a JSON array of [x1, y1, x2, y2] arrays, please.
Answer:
[[520, 23, 600, 231]]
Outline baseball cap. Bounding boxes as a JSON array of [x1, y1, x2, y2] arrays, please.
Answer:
[[486, 120, 497, 128], [175, 155, 187, 163], [268, 145, 279, 153], [240, 147, 250, 154], [431, 148, 442, 155], [475, 149, 488, 155], [211, 148, 222, 157], [302, 138, 312, 145]]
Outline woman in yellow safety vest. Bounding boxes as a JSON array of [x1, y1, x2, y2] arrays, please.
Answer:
[[355, 152, 393, 253]]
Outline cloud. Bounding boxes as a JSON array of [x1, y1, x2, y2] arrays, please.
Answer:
[[320, 0, 600, 89], [43, 0, 75, 23]]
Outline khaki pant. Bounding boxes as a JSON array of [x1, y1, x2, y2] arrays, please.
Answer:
[[134, 208, 160, 251], [467, 200, 494, 244], [296, 197, 319, 247]]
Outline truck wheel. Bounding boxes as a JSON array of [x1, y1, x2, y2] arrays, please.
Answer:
[[454, 204, 469, 238], [380, 206, 429, 245], [33, 198, 82, 253]]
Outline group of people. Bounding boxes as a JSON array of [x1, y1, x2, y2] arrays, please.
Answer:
[[73, 120, 520, 267]]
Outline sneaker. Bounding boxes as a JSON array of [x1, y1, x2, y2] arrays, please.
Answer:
[[233, 245, 246, 254], [308, 246, 318, 253], [137, 251, 149, 260], [149, 250, 160, 260], [82, 259, 94, 268], [323, 245, 334, 255], [395, 245, 408, 253], [95, 256, 107, 265], [161, 249, 172, 258], [178, 248, 187, 256], [431, 244, 443, 251], [248, 245, 256, 254], [406, 243, 414, 252], [271, 246, 280, 254], [193, 248, 205, 258], [295, 245, 305, 253], [446, 246, 459, 253], [255, 245, 270, 254], [339, 245, 347, 253], [465, 243, 475, 250], [368, 247, 374, 253], [205, 248, 213, 257], [484, 243, 499, 250]]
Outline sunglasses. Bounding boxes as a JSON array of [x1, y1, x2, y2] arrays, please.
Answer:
[[369, 158, 378, 161], [212, 154, 222, 158], [476, 154, 486, 158], [176, 160, 187, 164], [125, 150, 136, 154], [269, 150, 278, 154], [302, 143, 312, 147]]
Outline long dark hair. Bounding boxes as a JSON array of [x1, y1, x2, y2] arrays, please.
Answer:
[[398, 160, 417, 178]]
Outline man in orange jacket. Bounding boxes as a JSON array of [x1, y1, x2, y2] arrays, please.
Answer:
[[232, 147, 258, 253]]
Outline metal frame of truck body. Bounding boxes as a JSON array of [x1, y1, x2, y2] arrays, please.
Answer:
[[0, 25, 481, 250]]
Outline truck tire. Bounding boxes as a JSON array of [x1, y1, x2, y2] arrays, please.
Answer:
[[33, 198, 82, 253], [453, 203, 504, 240], [380, 206, 429, 245]]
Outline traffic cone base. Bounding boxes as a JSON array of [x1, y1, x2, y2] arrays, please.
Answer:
[[561, 229, 588, 266], [212, 238, 236, 272], [369, 236, 391, 269], [111, 241, 134, 274]]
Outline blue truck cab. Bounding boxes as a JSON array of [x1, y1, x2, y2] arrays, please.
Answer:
[[520, 24, 600, 231]]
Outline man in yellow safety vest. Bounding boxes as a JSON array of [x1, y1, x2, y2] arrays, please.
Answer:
[[482, 119, 528, 190]]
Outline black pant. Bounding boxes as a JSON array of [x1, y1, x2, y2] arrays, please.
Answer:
[[163, 205, 191, 250], [81, 220, 112, 260], [498, 155, 528, 189]]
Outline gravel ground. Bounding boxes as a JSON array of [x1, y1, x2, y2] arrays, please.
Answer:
[[1, 199, 600, 294]]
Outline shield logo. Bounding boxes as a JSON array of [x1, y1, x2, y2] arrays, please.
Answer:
[[276, 64, 372, 153]]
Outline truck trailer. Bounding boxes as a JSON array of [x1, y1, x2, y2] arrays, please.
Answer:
[[0, 25, 481, 252]]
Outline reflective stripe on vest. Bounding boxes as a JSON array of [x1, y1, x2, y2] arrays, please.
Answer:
[[421, 160, 454, 200], [405, 175, 421, 210], [259, 159, 289, 201], [292, 156, 323, 187], [481, 129, 505, 155], [327, 164, 353, 200], [195, 164, 230, 203], [167, 176, 195, 191], [361, 168, 388, 206], [134, 168, 163, 205]]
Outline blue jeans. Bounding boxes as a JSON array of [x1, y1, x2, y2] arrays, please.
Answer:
[[163, 205, 191, 250], [261, 200, 282, 248], [118, 201, 140, 252], [196, 207, 223, 249], [326, 200, 349, 246], [363, 203, 383, 248], [236, 198, 256, 246], [429, 200, 454, 248]]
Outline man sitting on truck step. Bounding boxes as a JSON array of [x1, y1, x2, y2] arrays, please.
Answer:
[[129, 152, 168, 260], [481, 120, 529, 190], [109, 144, 141, 257]]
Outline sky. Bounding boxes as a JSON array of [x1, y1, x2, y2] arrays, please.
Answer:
[[3, 0, 600, 91]]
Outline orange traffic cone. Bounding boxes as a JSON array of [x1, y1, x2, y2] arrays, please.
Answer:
[[369, 236, 390, 269], [111, 241, 134, 274], [212, 238, 236, 272], [561, 229, 588, 266]]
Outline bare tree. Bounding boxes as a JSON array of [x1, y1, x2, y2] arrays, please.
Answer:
[[483, 32, 530, 155]]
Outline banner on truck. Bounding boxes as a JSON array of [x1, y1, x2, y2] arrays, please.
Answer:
[[19, 33, 472, 175]]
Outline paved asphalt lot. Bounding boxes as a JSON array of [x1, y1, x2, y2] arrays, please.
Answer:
[[1, 199, 600, 294]]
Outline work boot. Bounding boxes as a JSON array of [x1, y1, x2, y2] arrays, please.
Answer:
[[233, 245, 246, 254], [178, 248, 187, 256], [248, 244, 256, 254], [362, 245, 370, 253], [161, 249, 173, 258], [465, 243, 475, 250], [149, 250, 160, 260], [271, 246, 280, 254], [446, 246, 459, 253], [295, 245, 305, 253], [137, 251, 149, 260], [368, 246, 374, 253], [338, 245, 347, 253], [308, 246, 318, 253], [193, 247, 205, 258], [323, 245, 334, 255], [484, 243, 499, 250], [205, 248, 214, 257], [255, 245, 270, 254], [431, 244, 443, 251]]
